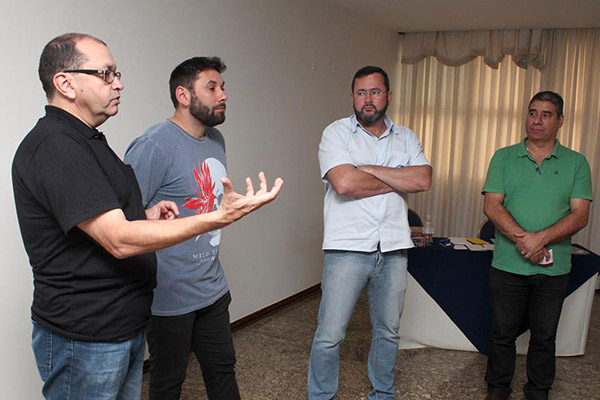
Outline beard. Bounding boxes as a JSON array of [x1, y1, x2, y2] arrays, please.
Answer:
[[189, 93, 226, 127], [354, 99, 388, 125]]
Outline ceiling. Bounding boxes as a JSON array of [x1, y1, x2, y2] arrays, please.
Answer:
[[326, 0, 600, 33]]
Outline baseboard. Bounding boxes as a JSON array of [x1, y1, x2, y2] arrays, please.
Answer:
[[230, 283, 321, 331], [143, 283, 321, 372]]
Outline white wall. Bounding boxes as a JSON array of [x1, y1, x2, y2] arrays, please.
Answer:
[[0, 0, 398, 397]]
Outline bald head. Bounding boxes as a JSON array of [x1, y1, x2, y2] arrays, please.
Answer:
[[38, 33, 106, 99]]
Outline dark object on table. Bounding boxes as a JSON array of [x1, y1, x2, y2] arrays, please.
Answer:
[[478, 219, 496, 241], [408, 208, 423, 227], [436, 237, 453, 248]]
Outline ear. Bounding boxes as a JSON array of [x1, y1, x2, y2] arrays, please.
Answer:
[[52, 72, 77, 100], [387, 90, 393, 103], [558, 114, 564, 128], [175, 86, 192, 108]]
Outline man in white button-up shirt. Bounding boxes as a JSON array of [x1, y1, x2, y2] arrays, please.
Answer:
[[308, 66, 432, 400]]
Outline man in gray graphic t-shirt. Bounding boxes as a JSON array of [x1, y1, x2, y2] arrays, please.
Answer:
[[125, 57, 244, 400]]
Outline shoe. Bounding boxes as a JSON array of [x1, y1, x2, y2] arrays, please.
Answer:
[[484, 390, 512, 400], [523, 389, 549, 400]]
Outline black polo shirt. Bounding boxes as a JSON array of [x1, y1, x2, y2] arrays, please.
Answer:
[[12, 106, 157, 342]]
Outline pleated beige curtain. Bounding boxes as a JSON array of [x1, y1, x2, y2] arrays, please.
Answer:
[[394, 28, 600, 252]]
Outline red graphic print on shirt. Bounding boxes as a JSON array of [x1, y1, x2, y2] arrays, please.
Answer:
[[183, 161, 217, 214]]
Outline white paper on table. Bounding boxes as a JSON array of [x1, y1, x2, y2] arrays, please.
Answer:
[[453, 244, 469, 250], [449, 237, 469, 246], [571, 245, 589, 255], [466, 243, 489, 251]]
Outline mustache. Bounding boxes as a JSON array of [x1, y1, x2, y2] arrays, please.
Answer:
[[212, 103, 226, 111]]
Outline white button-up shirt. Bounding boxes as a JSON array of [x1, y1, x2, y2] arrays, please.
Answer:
[[319, 114, 430, 252]]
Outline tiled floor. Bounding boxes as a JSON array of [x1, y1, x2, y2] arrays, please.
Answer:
[[141, 290, 600, 399]]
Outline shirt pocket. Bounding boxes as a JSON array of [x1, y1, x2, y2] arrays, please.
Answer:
[[387, 152, 410, 168], [386, 136, 411, 167]]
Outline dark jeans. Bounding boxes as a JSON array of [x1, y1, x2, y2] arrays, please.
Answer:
[[147, 291, 240, 400], [485, 268, 570, 400]]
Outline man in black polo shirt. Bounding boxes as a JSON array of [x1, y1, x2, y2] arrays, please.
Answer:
[[12, 33, 283, 400]]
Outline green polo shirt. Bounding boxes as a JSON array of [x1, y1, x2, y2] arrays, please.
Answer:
[[482, 138, 592, 276]]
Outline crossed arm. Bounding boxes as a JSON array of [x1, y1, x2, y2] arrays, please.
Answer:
[[77, 172, 283, 259], [483, 192, 590, 264], [325, 163, 432, 198]]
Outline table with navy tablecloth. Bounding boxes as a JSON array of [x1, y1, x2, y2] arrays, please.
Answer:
[[398, 244, 600, 356]]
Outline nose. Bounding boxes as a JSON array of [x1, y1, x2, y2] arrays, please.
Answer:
[[218, 90, 228, 103], [112, 76, 124, 91], [218, 87, 227, 102]]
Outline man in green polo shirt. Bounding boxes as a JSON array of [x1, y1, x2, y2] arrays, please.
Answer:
[[481, 91, 592, 400]]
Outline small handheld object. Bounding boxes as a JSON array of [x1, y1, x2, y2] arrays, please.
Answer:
[[539, 249, 554, 267]]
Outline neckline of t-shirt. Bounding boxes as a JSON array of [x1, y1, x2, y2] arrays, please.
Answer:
[[166, 119, 211, 143]]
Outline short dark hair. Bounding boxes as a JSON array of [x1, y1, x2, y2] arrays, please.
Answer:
[[169, 57, 227, 108], [38, 33, 105, 99], [529, 91, 564, 117], [351, 66, 390, 93]]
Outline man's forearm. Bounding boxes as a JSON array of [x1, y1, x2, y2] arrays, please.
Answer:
[[535, 204, 590, 247], [484, 197, 546, 262], [485, 194, 590, 260], [513, 210, 588, 259], [78, 173, 283, 259], [359, 164, 432, 193], [79, 208, 231, 259], [326, 164, 394, 198], [483, 195, 525, 242]]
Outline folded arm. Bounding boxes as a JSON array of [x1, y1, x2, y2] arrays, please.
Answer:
[[326, 164, 431, 198], [77, 172, 283, 259], [358, 164, 432, 194], [325, 164, 393, 198]]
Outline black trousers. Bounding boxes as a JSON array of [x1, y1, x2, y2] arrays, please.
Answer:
[[147, 291, 240, 400], [485, 268, 569, 400]]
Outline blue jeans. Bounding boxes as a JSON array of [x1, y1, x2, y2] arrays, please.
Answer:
[[308, 249, 408, 400], [32, 321, 146, 400]]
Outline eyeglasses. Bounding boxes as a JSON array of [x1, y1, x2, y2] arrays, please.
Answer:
[[63, 69, 122, 84], [354, 89, 386, 98]]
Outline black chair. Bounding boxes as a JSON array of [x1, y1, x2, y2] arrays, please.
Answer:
[[478, 219, 496, 241], [408, 209, 423, 227]]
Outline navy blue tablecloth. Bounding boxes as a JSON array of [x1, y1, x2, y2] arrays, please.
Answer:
[[407, 244, 600, 355]]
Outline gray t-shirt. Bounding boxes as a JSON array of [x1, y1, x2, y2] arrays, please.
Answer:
[[124, 120, 229, 316]]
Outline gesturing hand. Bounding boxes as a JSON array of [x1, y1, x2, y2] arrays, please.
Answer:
[[218, 172, 284, 223], [145, 200, 179, 220]]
